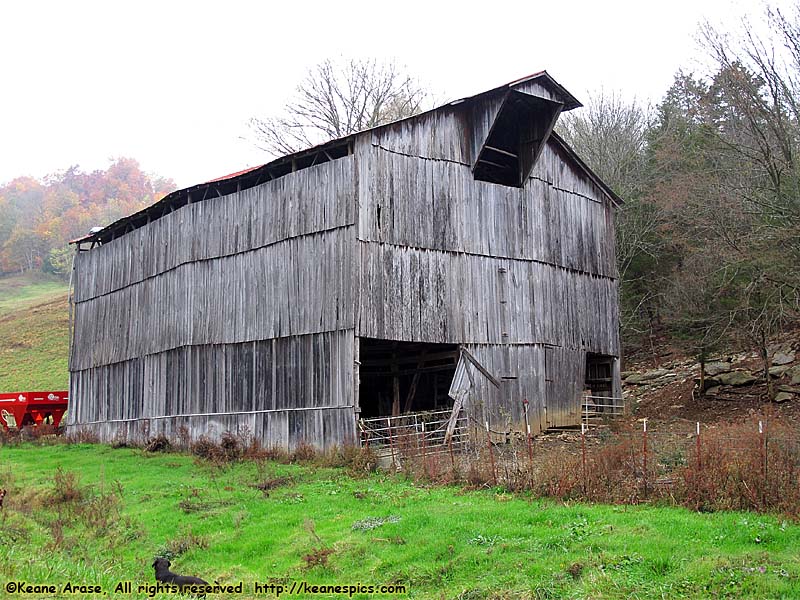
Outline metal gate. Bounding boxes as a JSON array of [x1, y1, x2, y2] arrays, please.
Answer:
[[359, 407, 469, 461]]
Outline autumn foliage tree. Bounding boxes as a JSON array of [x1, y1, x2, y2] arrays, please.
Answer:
[[0, 158, 175, 276]]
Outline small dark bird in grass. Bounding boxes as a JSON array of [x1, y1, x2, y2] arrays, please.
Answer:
[[152, 558, 209, 592], [0, 489, 6, 510]]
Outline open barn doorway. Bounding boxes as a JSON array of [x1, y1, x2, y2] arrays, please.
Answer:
[[358, 338, 460, 418], [583, 353, 623, 421]]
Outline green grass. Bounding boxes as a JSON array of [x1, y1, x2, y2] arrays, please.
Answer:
[[0, 273, 68, 316], [1, 444, 800, 599], [0, 273, 69, 391]]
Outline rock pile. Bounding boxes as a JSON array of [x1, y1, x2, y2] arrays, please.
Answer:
[[622, 343, 800, 404]]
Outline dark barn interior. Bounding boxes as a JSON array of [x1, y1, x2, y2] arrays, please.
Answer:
[[585, 353, 614, 398], [358, 338, 459, 418]]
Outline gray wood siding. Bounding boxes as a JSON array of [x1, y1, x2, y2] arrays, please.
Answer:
[[74, 157, 356, 302], [452, 344, 589, 433], [357, 241, 618, 354], [68, 82, 620, 443], [354, 112, 619, 431], [356, 141, 616, 278], [461, 344, 547, 433], [68, 330, 355, 449], [543, 346, 587, 428], [68, 158, 358, 448], [71, 227, 354, 370], [511, 79, 566, 106]]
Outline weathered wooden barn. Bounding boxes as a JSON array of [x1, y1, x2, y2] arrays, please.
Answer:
[[66, 72, 622, 449]]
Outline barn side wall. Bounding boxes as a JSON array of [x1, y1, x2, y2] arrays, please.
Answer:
[[68, 158, 358, 448], [354, 111, 620, 431], [69, 332, 355, 447]]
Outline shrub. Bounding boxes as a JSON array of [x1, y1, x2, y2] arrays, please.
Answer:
[[219, 431, 243, 462], [144, 434, 171, 453], [51, 468, 85, 505], [191, 436, 218, 461], [290, 441, 316, 463]]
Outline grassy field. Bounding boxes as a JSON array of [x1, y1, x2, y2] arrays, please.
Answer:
[[1, 443, 800, 599], [0, 273, 69, 392]]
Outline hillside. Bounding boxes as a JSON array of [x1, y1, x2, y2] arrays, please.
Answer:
[[0, 273, 69, 392]]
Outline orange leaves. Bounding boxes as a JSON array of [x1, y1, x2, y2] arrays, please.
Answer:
[[0, 159, 176, 274]]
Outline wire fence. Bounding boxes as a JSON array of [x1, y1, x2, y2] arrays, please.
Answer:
[[581, 395, 625, 425], [366, 403, 800, 515]]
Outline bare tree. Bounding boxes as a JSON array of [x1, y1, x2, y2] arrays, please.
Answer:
[[696, 6, 800, 393], [249, 58, 429, 156], [558, 92, 670, 350], [557, 92, 659, 279], [699, 9, 800, 251], [558, 91, 651, 200], [662, 253, 740, 394]]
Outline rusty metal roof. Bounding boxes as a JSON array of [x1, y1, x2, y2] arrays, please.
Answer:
[[205, 164, 264, 184]]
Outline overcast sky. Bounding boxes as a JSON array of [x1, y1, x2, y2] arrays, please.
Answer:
[[0, 0, 786, 188]]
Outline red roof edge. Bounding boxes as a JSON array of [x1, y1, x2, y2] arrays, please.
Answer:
[[205, 164, 265, 183]]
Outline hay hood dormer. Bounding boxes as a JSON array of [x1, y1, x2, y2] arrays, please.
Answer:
[[467, 71, 581, 187]]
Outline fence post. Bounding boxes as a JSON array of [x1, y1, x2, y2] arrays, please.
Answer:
[[387, 417, 397, 470], [421, 421, 428, 479], [581, 422, 587, 495], [764, 419, 769, 490], [759, 419, 767, 505], [486, 420, 497, 486], [695, 421, 701, 472], [642, 419, 648, 497], [523, 399, 534, 476], [448, 436, 455, 475]]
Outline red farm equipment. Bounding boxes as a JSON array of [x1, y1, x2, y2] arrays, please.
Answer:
[[0, 391, 68, 430]]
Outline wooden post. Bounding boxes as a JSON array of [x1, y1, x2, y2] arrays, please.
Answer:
[[444, 395, 465, 444], [353, 334, 361, 445], [421, 421, 428, 479], [760, 420, 767, 504], [486, 420, 497, 486], [358, 419, 369, 448], [391, 349, 400, 417], [448, 436, 456, 476], [392, 377, 400, 417], [764, 418, 769, 486], [523, 399, 533, 477], [403, 351, 426, 413]]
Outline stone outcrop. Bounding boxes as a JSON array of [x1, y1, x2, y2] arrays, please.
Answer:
[[704, 361, 732, 376], [622, 340, 799, 409], [625, 369, 669, 384], [716, 371, 758, 387]]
